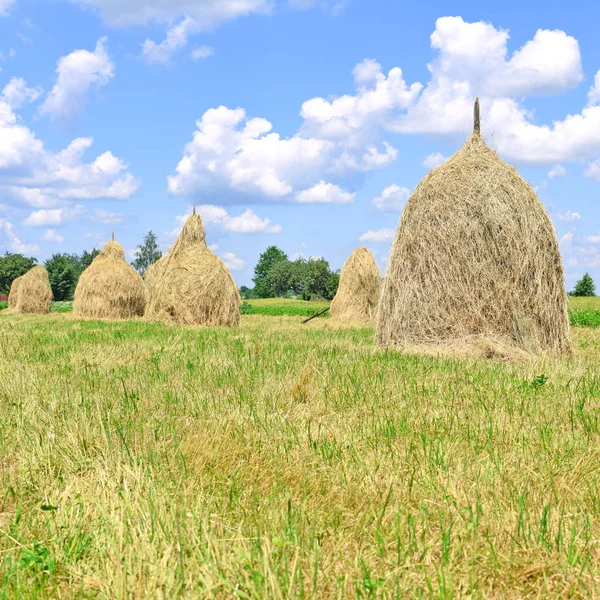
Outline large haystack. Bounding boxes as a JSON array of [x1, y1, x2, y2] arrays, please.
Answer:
[[7, 275, 23, 310], [73, 238, 146, 319], [377, 99, 571, 358], [145, 210, 240, 326], [330, 247, 381, 323], [10, 266, 53, 314]]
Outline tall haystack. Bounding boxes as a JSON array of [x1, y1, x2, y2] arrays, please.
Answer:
[[7, 275, 23, 310], [145, 209, 240, 326], [10, 266, 53, 314], [73, 237, 146, 319], [377, 99, 571, 358], [330, 247, 381, 323]]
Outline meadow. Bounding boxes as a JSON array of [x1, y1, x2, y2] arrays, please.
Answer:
[[1, 300, 600, 598]]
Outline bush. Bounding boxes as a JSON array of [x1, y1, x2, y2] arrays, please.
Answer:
[[572, 273, 596, 297]]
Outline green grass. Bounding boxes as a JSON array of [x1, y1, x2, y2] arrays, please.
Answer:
[[0, 301, 6, 310], [2, 313, 600, 597], [242, 298, 329, 317]]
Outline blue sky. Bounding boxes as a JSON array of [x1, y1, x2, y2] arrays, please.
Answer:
[[0, 0, 599, 289]]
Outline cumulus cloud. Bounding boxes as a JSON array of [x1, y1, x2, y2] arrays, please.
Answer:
[[0, 219, 39, 253], [1, 78, 42, 109], [0, 0, 15, 16], [358, 228, 395, 243], [548, 164, 566, 179], [585, 159, 600, 182], [295, 181, 354, 203], [588, 70, 600, 106], [142, 17, 197, 64], [220, 251, 244, 270], [556, 210, 581, 222], [40, 37, 115, 125], [42, 229, 65, 243], [23, 204, 86, 227], [372, 184, 410, 212], [92, 208, 125, 224], [584, 234, 600, 244], [422, 152, 447, 168], [191, 46, 214, 59]]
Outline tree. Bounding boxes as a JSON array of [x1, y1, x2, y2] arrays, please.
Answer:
[[572, 273, 596, 297], [286, 257, 339, 301], [0, 253, 38, 294], [80, 248, 100, 272], [44, 254, 79, 301], [267, 260, 296, 297], [132, 231, 162, 276], [253, 246, 288, 298]]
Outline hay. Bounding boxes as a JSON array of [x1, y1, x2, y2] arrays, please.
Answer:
[[9, 266, 53, 314], [144, 255, 167, 301], [73, 239, 147, 319], [7, 275, 23, 310], [330, 247, 381, 323], [377, 99, 571, 358], [145, 212, 240, 326]]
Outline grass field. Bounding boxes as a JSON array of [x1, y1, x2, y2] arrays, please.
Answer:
[[1, 312, 600, 598]]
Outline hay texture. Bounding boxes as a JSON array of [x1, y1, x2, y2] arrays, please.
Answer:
[[377, 99, 571, 358], [73, 240, 146, 319], [7, 275, 23, 310], [9, 266, 53, 314], [145, 212, 240, 326], [330, 247, 381, 323], [144, 255, 167, 301]]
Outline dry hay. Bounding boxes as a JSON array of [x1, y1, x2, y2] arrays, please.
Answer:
[[144, 255, 167, 301], [377, 99, 571, 358], [145, 211, 240, 326], [330, 246, 381, 323], [73, 239, 147, 320], [10, 266, 53, 314], [7, 275, 23, 310]]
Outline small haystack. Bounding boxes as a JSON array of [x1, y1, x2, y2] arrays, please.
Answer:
[[330, 247, 381, 323], [145, 209, 240, 326], [10, 266, 53, 314], [377, 99, 571, 358], [73, 237, 146, 319], [7, 275, 23, 310]]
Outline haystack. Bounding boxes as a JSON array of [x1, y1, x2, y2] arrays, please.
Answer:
[[73, 237, 146, 319], [145, 209, 240, 326], [330, 247, 380, 323], [377, 99, 571, 358], [10, 266, 53, 314], [7, 275, 23, 310]]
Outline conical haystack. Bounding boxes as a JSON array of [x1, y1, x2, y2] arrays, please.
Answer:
[[144, 255, 167, 300], [330, 247, 381, 323], [73, 238, 147, 319], [377, 99, 571, 358], [145, 210, 240, 326], [7, 275, 23, 310], [10, 266, 53, 314]]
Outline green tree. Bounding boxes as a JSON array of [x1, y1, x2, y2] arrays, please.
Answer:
[[132, 231, 162, 277], [266, 260, 295, 297], [80, 248, 100, 272], [44, 254, 79, 301], [572, 273, 596, 297], [0, 252, 38, 294], [288, 257, 339, 301], [253, 246, 288, 298]]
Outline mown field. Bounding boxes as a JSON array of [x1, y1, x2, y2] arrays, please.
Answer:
[[1, 304, 600, 598]]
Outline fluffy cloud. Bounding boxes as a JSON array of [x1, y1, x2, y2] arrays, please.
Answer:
[[584, 234, 600, 244], [23, 204, 85, 227], [92, 208, 125, 224], [0, 219, 39, 253], [372, 184, 410, 212], [548, 164, 566, 179], [40, 38, 115, 125], [556, 210, 581, 222], [0, 0, 15, 16], [422, 152, 447, 169], [42, 229, 65, 243], [220, 251, 244, 270], [585, 159, 600, 182], [191, 46, 214, 59], [358, 228, 395, 243], [1, 78, 42, 109], [142, 17, 197, 64], [295, 181, 354, 203], [588, 71, 600, 106]]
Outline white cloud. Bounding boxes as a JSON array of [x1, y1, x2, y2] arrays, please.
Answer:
[[40, 37, 115, 125], [372, 184, 410, 212], [584, 235, 600, 244], [422, 152, 447, 169], [0, 0, 15, 17], [42, 229, 64, 243], [1, 78, 42, 109], [585, 159, 600, 182], [556, 210, 581, 222], [548, 164, 566, 179], [23, 204, 86, 227], [220, 251, 244, 270], [191, 46, 214, 60], [92, 208, 125, 224], [0, 219, 39, 253], [295, 181, 354, 203], [142, 17, 197, 64], [588, 70, 600, 106], [359, 228, 395, 243]]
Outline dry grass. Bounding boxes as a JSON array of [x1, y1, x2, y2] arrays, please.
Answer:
[[378, 103, 571, 359], [1, 313, 600, 597], [145, 213, 240, 326], [6, 266, 52, 314], [330, 247, 380, 323], [73, 240, 147, 320]]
